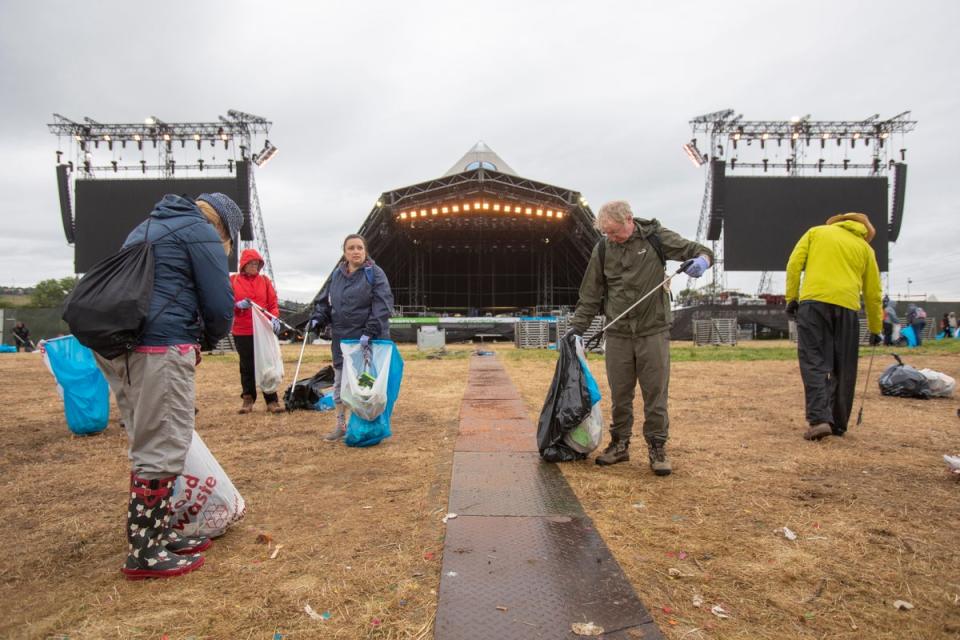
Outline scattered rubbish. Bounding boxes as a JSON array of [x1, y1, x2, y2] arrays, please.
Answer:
[[632, 502, 645, 509], [371, 618, 382, 627], [692, 593, 704, 608], [496, 605, 508, 612], [893, 600, 914, 611], [423, 551, 435, 561], [945, 455, 960, 476], [362, 505, 373, 509], [678, 551, 688, 560], [671, 515, 686, 522], [273, 633, 284, 640], [668, 568, 683, 578], [442, 512, 458, 523], [304, 604, 327, 621], [781, 527, 798, 541], [571, 621, 605, 636], [446, 571, 458, 577], [662, 606, 672, 614], [270, 544, 284, 560], [412, 571, 425, 577], [475, 350, 494, 356], [711, 605, 731, 619]]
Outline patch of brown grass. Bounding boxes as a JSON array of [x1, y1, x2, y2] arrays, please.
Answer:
[[0, 344, 468, 639], [502, 349, 960, 639]]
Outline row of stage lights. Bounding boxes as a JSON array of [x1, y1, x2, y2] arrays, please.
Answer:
[[397, 201, 566, 221], [74, 131, 234, 152], [729, 130, 890, 150]]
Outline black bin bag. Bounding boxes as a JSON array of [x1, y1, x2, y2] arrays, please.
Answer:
[[878, 354, 931, 399], [283, 365, 336, 411], [536, 333, 591, 463]]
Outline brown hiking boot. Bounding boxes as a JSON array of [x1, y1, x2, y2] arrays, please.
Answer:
[[238, 395, 254, 415], [647, 442, 672, 476], [266, 401, 285, 414], [595, 440, 630, 466], [803, 423, 833, 441]]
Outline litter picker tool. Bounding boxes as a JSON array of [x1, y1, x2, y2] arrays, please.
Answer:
[[585, 264, 685, 350], [855, 342, 879, 426], [290, 321, 311, 398], [249, 301, 298, 333]]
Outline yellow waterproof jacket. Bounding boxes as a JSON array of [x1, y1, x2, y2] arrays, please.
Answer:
[[785, 220, 883, 333]]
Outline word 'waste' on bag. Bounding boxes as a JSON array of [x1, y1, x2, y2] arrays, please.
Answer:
[[251, 306, 284, 394], [40, 336, 109, 435], [342, 340, 404, 447], [171, 431, 246, 538], [537, 333, 594, 462]]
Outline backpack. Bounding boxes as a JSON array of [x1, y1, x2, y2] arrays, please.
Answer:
[[63, 219, 198, 360]]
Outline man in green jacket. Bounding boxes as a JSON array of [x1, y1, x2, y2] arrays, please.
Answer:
[[785, 212, 883, 441], [568, 200, 713, 476]]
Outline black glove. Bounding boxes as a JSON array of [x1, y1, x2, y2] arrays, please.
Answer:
[[563, 327, 583, 340], [785, 300, 799, 319], [869, 333, 883, 346]]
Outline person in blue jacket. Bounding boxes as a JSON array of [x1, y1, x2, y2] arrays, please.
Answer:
[[309, 234, 394, 441], [93, 193, 238, 580]]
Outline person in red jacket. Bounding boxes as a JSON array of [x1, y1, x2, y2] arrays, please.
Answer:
[[232, 248, 283, 414]]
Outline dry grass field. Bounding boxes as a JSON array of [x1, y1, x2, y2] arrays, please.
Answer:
[[2, 339, 958, 639]]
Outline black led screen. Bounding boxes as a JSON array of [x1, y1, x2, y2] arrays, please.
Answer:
[[74, 178, 242, 272], [722, 176, 888, 271]]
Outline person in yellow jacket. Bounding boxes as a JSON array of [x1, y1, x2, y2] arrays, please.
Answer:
[[785, 212, 883, 441]]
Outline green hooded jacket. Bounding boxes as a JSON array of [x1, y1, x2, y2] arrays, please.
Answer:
[[570, 218, 713, 338]]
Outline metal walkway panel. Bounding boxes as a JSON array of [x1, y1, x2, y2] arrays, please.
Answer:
[[435, 515, 661, 640], [448, 452, 583, 517], [459, 398, 529, 421], [455, 417, 536, 453]]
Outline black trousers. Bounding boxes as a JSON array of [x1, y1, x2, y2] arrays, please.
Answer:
[[796, 301, 860, 435], [234, 334, 278, 403]]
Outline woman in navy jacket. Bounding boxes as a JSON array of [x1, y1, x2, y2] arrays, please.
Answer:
[[309, 234, 394, 441]]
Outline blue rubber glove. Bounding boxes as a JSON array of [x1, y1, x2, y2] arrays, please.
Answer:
[[681, 255, 710, 278], [235, 298, 252, 310], [359, 335, 370, 348], [308, 318, 322, 331], [271, 318, 282, 335]]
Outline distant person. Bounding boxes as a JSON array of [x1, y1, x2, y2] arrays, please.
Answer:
[[949, 311, 958, 337], [12, 321, 32, 352], [882, 296, 899, 346], [566, 200, 713, 476], [231, 248, 283, 414], [938, 312, 953, 339], [906, 304, 927, 346], [93, 193, 238, 579], [308, 234, 394, 442], [785, 212, 882, 441]]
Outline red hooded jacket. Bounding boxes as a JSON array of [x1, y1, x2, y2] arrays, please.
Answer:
[[231, 248, 279, 336]]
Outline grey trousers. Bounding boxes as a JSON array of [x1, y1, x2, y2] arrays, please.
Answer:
[[95, 348, 196, 479], [604, 331, 671, 445]]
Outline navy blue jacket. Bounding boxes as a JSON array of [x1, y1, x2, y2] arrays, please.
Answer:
[[311, 259, 393, 340], [123, 195, 234, 346]]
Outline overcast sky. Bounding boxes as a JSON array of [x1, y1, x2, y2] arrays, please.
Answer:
[[1, 0, 958, 303]]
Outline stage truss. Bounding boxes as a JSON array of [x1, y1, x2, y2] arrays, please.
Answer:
[[684, 109, 917, 296], [47, 110, 277, 280]]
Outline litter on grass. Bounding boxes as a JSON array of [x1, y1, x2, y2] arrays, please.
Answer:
[[893, 600, 914, 611], [781, 526, 798, 541], [711, 605, 731, 619], [571, 621, 604, 636]]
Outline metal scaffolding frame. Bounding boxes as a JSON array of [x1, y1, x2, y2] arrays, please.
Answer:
[[47, 110, 277, 280], [684, 109, 917, 295]]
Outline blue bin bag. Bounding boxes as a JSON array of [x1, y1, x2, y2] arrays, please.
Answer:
[[0, 345, 16, 353], [900, 324, 918, 347], [43, 336, 109, 435], [344, 340, 404, 448], [313, 390, 336, 411]]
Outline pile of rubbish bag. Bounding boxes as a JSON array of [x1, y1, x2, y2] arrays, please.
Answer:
[[283, 365, 336, 411], [537, 334, 603, 462], [878, 354, 956, 399]]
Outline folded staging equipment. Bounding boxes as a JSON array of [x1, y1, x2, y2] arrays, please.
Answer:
[[347, 142, 601, 342]]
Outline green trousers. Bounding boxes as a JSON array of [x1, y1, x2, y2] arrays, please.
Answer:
[[604, 331, 671, 444]]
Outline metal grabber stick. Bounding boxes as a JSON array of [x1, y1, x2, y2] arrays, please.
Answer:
[[586, 264, 685, 350], [855, 341, 879, 426]]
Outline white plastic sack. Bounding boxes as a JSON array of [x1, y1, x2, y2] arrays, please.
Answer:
[[252, 306, 284, 394], [919, 368, 956, 398], [341, 341, 392, 421], [564, 337, 603, 454], [171, 431, 246, 538]]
